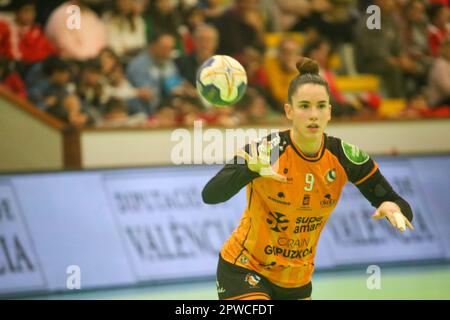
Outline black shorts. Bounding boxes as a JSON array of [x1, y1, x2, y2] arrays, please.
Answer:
[[216, 254, 312, 300]]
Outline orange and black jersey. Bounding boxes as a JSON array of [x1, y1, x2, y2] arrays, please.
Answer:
[[202, 130, 413, 288]]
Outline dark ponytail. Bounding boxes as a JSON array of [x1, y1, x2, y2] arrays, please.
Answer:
[[287, 57, 330, 104]]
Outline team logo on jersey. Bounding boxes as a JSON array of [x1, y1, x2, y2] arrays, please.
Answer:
[[240, 255, 249, 264], [245, 274, 261, 287], [296, 194, 312, 211], [266, 211, 289, 232], [302, 194, 310, 206], [325, 168, 337, 183], [341, 140, 370, 165]]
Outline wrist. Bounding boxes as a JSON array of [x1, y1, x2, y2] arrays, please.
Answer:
[[245, 165, 261, 178], [381, 201, 401, 211]]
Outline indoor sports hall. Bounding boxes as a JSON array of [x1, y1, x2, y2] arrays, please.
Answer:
[[1, 0, 449, 300]]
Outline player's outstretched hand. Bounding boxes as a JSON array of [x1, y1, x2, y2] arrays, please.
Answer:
[[237, 138, 287, 183], [372, 201, 414, 233]]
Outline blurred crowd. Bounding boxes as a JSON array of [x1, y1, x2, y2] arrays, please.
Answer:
[[0, 0, 449, 128]]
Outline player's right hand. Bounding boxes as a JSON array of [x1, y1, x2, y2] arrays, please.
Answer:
[[237, 138, 287, 183]]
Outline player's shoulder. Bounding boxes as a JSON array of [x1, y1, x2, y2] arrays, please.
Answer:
[[325, 135, 342, 154], [325, 135, 371, 166]]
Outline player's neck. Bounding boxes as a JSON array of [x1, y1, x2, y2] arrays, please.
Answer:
[[291, 130, 323, 157]]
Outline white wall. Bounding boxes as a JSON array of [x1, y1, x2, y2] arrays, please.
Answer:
[[0, 99, 63, 172], [81, 119, 450, 168]]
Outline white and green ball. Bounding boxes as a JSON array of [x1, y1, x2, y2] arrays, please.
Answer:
[[196, 55, 248, 107]]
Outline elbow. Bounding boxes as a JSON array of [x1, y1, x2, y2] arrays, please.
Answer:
[[201, 187, 221, 205], [201, 185, 230, 205]]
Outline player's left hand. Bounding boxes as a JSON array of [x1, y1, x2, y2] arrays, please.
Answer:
[[372, 201, 414, 233]]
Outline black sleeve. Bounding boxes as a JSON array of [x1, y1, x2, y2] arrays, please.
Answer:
[[356, 169, 413, 222], [201, 155, 260, 204], [327, 136, 413, 222], [327, 136, 378, 184]]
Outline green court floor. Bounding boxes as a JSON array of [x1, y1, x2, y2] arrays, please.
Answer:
[[21, 263, 450, 300]]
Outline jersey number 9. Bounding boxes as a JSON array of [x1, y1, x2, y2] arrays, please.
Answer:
[[304, 173, 315, 191]]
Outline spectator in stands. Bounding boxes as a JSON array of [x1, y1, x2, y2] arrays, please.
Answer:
[[201, 0, 229, 26], [144, 0, 183, 51], [132, 0, 148, 15], [265, 36, 301, 111], [178, 6, 206, 55], [427, 3, 450, 57], [399, 0, 432, 97], [233, 86, 268, 124], [105, 62, 134, 99], [288, 0, 332, 36], [291, 0, 358, 47], [28, 57, 72, 110], [175, 24, 219, 87], [0, 58, 27, 99], [427, 37, 450, 107], [99, 47, 120, 77], [104, 61, 151, 115], [354, 0, 405, 98], [0, 0, 57, 71], [304, 37, 381, 118], [99, 48, 149, 115], [98, 97, 148, 127], [240, 44, 270, 98], [102, 0, 147, 61], [23, 53, 79, 89], [99, 48, 146, 114], [401, 0, 430, 59], [28, 57, 87, 127], [126, 32, 190, 114], [262, 0, 311, 32], [77, 59, 109, 123], [212, 0, 266, 59], [393, 92, 429, 119], [172, 96, 203, 126], [45, 0, 107, 61], [147, 100, 179, 127]]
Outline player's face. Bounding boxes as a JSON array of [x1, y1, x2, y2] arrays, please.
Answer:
[[284, 83, 331, 140]]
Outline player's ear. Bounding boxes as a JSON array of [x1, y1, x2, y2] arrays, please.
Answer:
[[327, 104, 332, 121], [284, 103, 293, 120]]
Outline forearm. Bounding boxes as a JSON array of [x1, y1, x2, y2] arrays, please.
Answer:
[[202, 157, 260, 204], [357, 169, 413, 222]]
